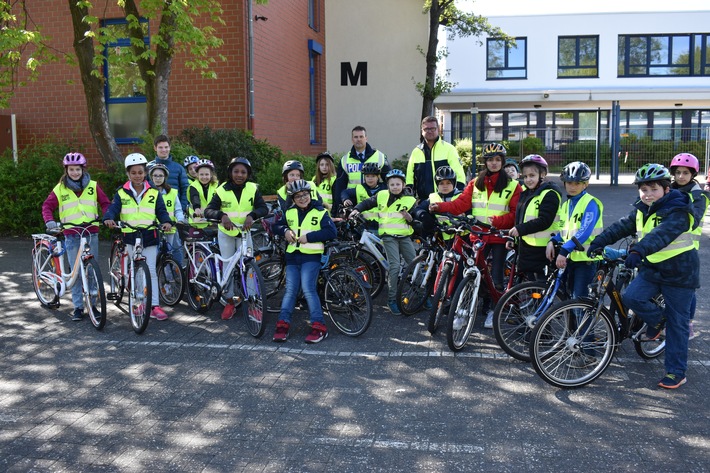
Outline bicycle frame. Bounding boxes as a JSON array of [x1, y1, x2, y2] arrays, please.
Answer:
[[32, 227, 95, 298]]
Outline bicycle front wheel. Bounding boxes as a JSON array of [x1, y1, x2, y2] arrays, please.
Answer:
[[446, 273, 481, 352], [129, 260, 152, 334], [83, 258, 107, 330], [31, 242, 59, 307], [239, 260, 266, 338], [323, 268, 373, 337], [427, 263, 452, 334], [258, 253, 285, 299], [157, 255, 184, 307], [108, 242, 125, 305], [493, 281, 562, 362], [397, 253, 436, 316], [186, 248, 215, 313], [530, 300, 616, 389]]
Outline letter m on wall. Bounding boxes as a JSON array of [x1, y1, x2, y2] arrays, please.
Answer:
[[341, 62, 367, 86]]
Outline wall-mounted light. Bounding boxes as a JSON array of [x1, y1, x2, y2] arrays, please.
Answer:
[[543, 93, 550, 99], [534, 104, 542, 109], [255, 15, 268, 21]]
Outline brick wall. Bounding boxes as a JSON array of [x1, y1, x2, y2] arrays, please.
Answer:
[[2, 1, 325, 167]]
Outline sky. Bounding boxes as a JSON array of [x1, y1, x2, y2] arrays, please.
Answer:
[[462, 0, 710, 16]]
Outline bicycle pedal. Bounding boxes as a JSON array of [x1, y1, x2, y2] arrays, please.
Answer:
[[106, 292, 120, 301]]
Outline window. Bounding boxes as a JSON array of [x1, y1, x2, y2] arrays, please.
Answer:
[[102, 18, 149, 143], [558, 36, 598, 78], [308, 40, 323, 144], [308, 0, 320, 31], [487, 37, 527, 79], [618, 34, 710, 77]]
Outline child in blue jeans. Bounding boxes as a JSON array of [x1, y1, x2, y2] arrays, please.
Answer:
[[272, 180, 337, 343], [588, 164, 698, 389]]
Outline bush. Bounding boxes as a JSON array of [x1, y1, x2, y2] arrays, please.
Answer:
[[454, 138, 473, 170], [249, 152, 317, 197], [518, 136, 545, 157], [0, 142, 68, 236], [179, 127, 282, 182]]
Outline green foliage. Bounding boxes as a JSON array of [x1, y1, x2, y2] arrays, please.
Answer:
[[179, 127, 283, 182], [454, 138, 473, 170], [248, 152, 316, 197], [0, 1, 57, 108], [518, 136, 545, 157], [0, 142, 67, 236], [137, 130, 201, 164]]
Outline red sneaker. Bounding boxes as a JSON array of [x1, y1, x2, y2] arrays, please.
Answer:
[[305, 321, 328, 344], [221, 303, 235, 320], [273, 320, 290, 342]]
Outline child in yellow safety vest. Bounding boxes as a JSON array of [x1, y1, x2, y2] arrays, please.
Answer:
[[188, 159, 218, 229], [42, 152, 111, 322], [430, 143, 522, 328], [204, 157, 269, 320], [546, 161, 603, 303], [588, 164, 698, 389], [507, 155, 561, 281], [350, 169, 417, 315], [277, 160, 321, 214], [148, 163, 186, 268], [341, 162, 386, 233], [271, 180, 337, 344], [668, 153, 709, 340], [412, 165, 463, 241], [103, 153, 174, 321], [313, 152, 336, 214]]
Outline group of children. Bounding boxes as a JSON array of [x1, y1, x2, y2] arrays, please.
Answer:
[[42, 141, 707, 387]]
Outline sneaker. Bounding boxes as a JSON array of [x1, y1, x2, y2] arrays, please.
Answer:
[[570, 354, 597, 369], [658, 373, 687, 389], [305, 321, 328, 344], [72, 308, 84, 321], [483, 310, 494, 329], [221, 303, 235, 320], [388, 300, 401, 316], [689, 322, 697, 340], [150, 306, 168, 321], [423, 298, 433, 310], [273, 320, 290, 342], [643, 319, 666, 341]]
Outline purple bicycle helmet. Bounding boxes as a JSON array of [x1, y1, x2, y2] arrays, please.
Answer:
[[63, 152, 87, 167], [520, 154, 549, 173]]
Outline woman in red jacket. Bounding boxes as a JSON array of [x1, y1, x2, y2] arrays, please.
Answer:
[[430, 142, 521, 328]]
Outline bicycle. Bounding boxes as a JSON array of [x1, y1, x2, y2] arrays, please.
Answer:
[[31, 220, 107, 330], [106, 221, 157, 334], [441, 217, 519, 351], [396, 225, 446, 316], [426, 214, 518, 338], [179, 221, 266, 338], [529, 251, 666, 388], [156, 229, 185, 307]]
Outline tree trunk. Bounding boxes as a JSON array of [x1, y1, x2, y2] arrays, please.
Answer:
[[421, 0, 442, 120], [68, 0, 122, 166]]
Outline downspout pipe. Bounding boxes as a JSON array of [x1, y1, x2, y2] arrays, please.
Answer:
[[247, 0, 255, 131]]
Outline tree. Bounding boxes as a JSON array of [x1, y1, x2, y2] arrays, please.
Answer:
[[0, 1, 55, 109], [3, 1, 263, 166], [418, 0, 510, 120]]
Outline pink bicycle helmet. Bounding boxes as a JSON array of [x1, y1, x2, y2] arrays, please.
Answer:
[[669, 153, 699, 173], [520, 154, 549, 172], [63, 152, 87, 167]]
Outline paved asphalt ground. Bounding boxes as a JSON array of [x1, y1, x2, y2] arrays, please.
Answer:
[[1, 179, 709, 472]]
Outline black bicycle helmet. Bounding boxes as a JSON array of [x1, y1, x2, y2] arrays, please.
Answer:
[[227, 157, 252, 176], [560, 161, 592, 182], [482, 142, 507, 159], [282, 160, 305, 175], [316, 152, 334, 162], [634, 163, 671, 184], [361, 162, 381, 175], [286, 179, 312, 196], [434, 166, 457, 185]]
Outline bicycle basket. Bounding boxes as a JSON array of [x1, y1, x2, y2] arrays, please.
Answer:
[[178, 225, 215, 241]]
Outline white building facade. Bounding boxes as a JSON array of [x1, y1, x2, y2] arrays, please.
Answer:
[[435, 10, 710, 169]]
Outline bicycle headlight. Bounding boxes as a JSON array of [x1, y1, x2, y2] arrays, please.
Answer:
[[466, 257, 475, 267]]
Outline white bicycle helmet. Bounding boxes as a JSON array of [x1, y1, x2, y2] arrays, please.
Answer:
[[124, 153, 148, 169]]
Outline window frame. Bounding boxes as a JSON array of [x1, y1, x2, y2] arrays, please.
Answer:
[[557, 35, 599, 78], [617, 33, 710, 77], [101, 17, 149, 144], [486, 37, 527, 80]]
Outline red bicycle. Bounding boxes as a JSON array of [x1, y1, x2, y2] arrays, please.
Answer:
[[426, 215, 519, 351]]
